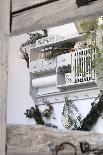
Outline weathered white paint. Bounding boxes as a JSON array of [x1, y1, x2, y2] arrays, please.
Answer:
[[32, 75, 56, 88], [48, 23, 79, 38]]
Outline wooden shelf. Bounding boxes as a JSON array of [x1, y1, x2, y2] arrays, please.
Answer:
[[29, 67, 56, 75], [57, 80, 97, 89]]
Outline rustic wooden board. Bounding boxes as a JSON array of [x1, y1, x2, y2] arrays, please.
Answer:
[[0, 0, 10, 155], [12, 0, 49, 12], [7, 125, 103, 155], [11, 0, 103, 36]]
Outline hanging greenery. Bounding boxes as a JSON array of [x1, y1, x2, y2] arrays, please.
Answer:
[[80, 18, 103, 68], [20, 30, 47, 68], [24, 105, 57, 128], [61, 97, 82, 129], [62, 19, 103, 131], [80, 20, 97, 41], [20, 48, 29, 68], [24, 91, 103, 131], [61, 91, 103, 131], [78, 91, 103, 131], [74, 17, 103, 87], [24, 105, 45, 125], [21, 29, 48, 48]]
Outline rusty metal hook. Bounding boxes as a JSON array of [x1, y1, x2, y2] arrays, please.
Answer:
[[48, 142, 77, 155]]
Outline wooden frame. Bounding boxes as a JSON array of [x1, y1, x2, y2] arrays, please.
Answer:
[[0, 0, 103, 155]]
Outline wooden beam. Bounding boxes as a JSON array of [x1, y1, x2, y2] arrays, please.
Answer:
[[7, 125, 103, 155], [12, 0, 49, 12], [0, 0, 10, 155], [11, 0, 103, 36]]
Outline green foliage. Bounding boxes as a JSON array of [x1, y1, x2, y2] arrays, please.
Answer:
[[80, 19, 103, 81], [23, 33, 44, 47], [62, 98, 79, 116], [62, 97, 82, 129], [24, 105, 58, 129], [79, 92, 103, 131], [68, 44, 103, 130], [80, 20, 97, 32], [80, 20, 97, 40], [24, 106, 45, 125], [73, 116, 83, 130], [20, 31, 46, 68], [21, 30, 48, 48], [58, 65, 71, 74], [45, 123, 58, 128]]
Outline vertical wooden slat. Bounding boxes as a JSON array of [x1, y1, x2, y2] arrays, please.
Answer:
[[0, 0, 10, 155]]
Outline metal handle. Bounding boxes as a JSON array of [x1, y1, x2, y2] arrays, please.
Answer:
[[80, 141, 103, 155], [48, 142, 77, 155]]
